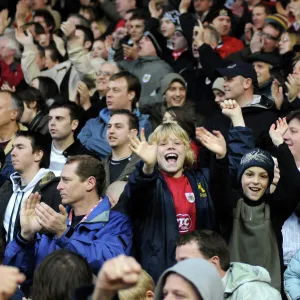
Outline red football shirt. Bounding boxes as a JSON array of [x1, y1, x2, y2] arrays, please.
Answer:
[[163, 173, 196, 235]]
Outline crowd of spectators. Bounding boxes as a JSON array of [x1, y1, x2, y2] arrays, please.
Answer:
[[0, 0, 300, 299]]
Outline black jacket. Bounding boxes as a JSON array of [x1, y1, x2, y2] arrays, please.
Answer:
[[28, 111, 49, 135], [62, 139, 99, 159], [0, 172, 61, 260]]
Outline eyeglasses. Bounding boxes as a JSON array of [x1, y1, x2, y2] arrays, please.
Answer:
[[96, 71, 112, 77], [280, 37, 289, 43], [261, 32, 279, 41]]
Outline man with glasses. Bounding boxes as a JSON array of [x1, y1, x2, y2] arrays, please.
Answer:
[[77, 62, 120, 124], [228, 14, 287, 62]]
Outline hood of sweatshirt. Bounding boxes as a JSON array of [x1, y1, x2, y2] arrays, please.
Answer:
[[10, 168, 54, 193], [155, 258, 224, 300], [223, 262, 272, 294]]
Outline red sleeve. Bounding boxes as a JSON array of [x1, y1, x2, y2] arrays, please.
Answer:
[[0, 60, 24, 88]]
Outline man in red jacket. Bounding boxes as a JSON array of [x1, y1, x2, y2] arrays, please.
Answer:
[[206, 6, 244, 58], [0, 35, 24, 88]]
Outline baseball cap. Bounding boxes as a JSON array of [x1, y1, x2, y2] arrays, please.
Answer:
[[216, 62, 258, 86]]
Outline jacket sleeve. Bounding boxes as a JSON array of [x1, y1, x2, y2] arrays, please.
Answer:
[[272, 143, 300, 221], [228, 126, 255, 185], [284, 250, 300, 300], [209, 156, 233, 220], [21, 44, 41, 84], [121, 162, 159, 219], [198, 44, 227, 80], [4, 234, 38, 280], [55, 211, 132, 274], [67, 40, 100, 86], [179, 13, 196, 48], [78, 119, 93, 146], [21, 44, 58, 84]]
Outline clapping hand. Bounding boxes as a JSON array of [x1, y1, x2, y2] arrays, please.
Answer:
[[285, 74, 299, 102], [20, 193, 43, 241], [35, 203, 68, 238], [269, 117, 288, 147], [122, 44, 138, 60], [77, 81, 91, 111], [272, 79, 284, 110], [196, 127, 227, 159]]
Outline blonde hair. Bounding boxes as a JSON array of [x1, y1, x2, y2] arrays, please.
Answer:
[[287, 32, 300, 51], [118, 269, 155, 300], [149, 123, 195, 169]]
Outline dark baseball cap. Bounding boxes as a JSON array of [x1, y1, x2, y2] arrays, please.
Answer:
[[216, 62, 258, 86]]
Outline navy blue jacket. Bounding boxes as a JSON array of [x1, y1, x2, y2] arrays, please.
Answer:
[[121, 162, 217, 282]]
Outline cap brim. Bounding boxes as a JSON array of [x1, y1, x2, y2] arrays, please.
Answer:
[[215, 67, 237, 78]]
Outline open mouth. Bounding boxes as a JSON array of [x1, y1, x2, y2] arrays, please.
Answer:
[[249, 187, 261, 192], [165, 153, 178, 164]]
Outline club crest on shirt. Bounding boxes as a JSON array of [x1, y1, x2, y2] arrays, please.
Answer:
[[185, 193, 195, 203], [177, 214, 192, 233], [142, 74, 151, 83]]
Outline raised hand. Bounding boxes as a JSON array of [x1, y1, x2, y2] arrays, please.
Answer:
[[77, 81, 91, 111], [92, 255, 141, 300], [20, 192, 42, 241], [0, 9, 11, 35], [220, 99, 245, 126], [112, 27, 128, 49], [272, 79, 284, 110], [250, 31, 263, 53], [269, 117, 288, 146], [285, 74, 299, 102], [129, 128, 157, 173], [0, 266, 26, 300], [1, 83, 15, 92], [149, 0, 163, 19], [61, 21, 76, 39], [105, 35, 113, 51], [193, 19, 205, 49], [231, 0, 245, 18], [15, 0, 29, 27], [196, 127, 227, 159], [179, 0, 192, 14], [15, 28, 33, 45], [35, 203, 68, 238], [244, 23, 254, 44]]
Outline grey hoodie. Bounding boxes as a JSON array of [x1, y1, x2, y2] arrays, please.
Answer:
[[155, 258, 224, 300]]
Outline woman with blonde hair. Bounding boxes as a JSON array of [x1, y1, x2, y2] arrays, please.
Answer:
[[278, 30, 300, 78], [121, 123, 226, 282]]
